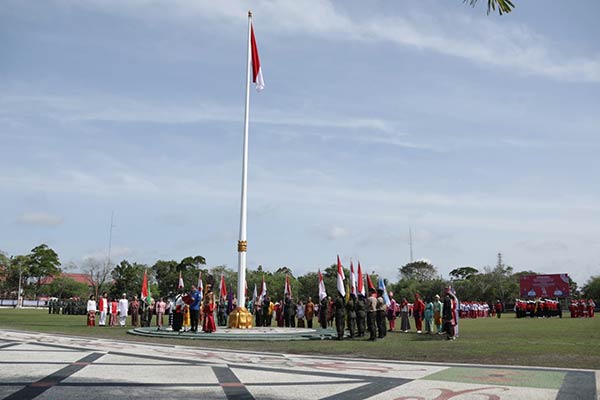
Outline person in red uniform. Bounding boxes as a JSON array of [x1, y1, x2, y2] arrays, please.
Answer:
[[495, 300, 503, 318], [413, 293, 425, 333], [202, 291, 216, 333], [588, 299, 596, 318]]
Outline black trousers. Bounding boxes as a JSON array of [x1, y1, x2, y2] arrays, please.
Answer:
[[172, 312, 183, 331], [307, 318, 313, 328], [367, 312, 377, 340], [376, 310, 386, 338], [190, 309, 199, 332], [335, 314, 345, 339]]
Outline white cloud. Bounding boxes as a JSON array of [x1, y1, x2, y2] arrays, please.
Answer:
[[311, 225, 351, 240], [17, 212, 63, 227], [59, 0, 600, 82], [81, 246, 133, 263]]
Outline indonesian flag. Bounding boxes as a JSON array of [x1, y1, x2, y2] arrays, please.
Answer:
[[350, 261, 357, 295], [258, 275, 267, 302], [318, 269, 327, 301], [357, 262, 365, 296], [177, 271, 184, 290], [141, 269, 149, 301], [250, 23, 264, 91], [219, 274, 227, 299], [284, 274, 292, 298], [336, 255, 345, 297], [197, 271, 203, 292], [366, 272, 376, 293]]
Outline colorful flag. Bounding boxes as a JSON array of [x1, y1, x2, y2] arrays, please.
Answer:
[[318, 269, 327, 301], [336, 255, 346, 297], [250, 23, 264, 91], [284, 274, 292, 298], [219, 274, 227, 299], [178, 271, 184, 290], [357, 262, 365, 296], [377, 276, 391, 306], [350, 261, 357, 295]]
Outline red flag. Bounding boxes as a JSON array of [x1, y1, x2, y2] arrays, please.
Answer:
[[250, 23, 264, 91], [357, 262, 365, 296], [141, 270, 148, 300], [219, 274, 227, 299], [366, 272, 376, 292]]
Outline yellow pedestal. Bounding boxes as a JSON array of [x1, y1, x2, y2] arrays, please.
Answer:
[[228, 306, 253, 329]]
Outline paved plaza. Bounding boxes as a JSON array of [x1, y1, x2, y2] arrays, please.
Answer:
[[0, 329, 598, 400]]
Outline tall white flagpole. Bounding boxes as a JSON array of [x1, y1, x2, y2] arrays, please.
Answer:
[[236, 11, 253, 319]]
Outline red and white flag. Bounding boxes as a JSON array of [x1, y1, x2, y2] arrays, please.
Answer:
[[178, 271, 184, 290], [350, 261, 357, 295], [250, 23, 264, 91], [318, 269, 327, 301], [219, 274, 227, 299], [259, 275, 267, 302], [284, 274, 292, 298], [357, 262, 365, 296], [336, 255, 346, 297], [197, 271, 203, 295]]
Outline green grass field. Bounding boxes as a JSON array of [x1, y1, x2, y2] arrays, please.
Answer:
[[1, 308, 598, 369]]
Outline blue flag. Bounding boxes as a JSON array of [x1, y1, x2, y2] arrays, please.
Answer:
[[378, 277, 391, 306]]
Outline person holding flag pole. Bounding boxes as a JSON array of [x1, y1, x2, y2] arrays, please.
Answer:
[[333, 256, 346, 340], [231, 10, 264, 329], [318, 269, 328, 329], [355, 262, 367, 337]]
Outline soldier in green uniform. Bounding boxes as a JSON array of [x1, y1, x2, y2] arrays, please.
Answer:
[[356, 293, 367, 337], [346, 293, 357, 338], [333, 292, 345, 340]]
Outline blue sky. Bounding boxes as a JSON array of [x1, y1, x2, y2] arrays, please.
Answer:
[[1, 0, 599, 287]]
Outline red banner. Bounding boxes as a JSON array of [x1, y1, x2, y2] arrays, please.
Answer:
[[519, 274, 570, 298]]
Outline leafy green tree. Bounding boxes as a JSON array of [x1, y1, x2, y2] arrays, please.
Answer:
[[297, 272, 319, 301], [47, 276, 89, 299], [26, 244, 61, 296], [399, 260, 437, 282], [449, 266, 479, 281], [111, 260, 147, 299], [582, 276, 600, 300]]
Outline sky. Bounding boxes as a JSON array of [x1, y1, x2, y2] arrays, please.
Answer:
[[1, 0, 599, 287]]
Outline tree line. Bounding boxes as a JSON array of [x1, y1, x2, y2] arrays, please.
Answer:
[[1, 246, 599, 304]]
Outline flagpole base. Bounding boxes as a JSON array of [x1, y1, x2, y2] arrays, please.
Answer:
[[228, 306, 253, 329]]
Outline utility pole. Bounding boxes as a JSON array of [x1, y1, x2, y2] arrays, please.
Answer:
[[102, 211, 115, 299]]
